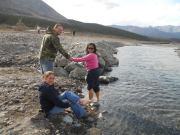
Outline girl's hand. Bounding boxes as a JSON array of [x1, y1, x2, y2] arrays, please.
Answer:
[[68, 57, 73, 61]]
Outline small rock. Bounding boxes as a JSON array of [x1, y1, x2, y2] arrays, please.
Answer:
[[97, 113, 103, 119], [101, 110, 108, 114], [45, 129, 50, 134], [0, 113, 6, 118], [90, 102, 100, 107], [55, 130, 60, 134], [63, 115, 73, 124], [88, 128, 101, 135], [12, 99, 19, 103], [74, 123, 82, 127], [22, 85, 28, 89], [8, 130, 19, 135], [0, 129, 4, 134], [85, 117, 94, 122], [12, 88, 17, 91]]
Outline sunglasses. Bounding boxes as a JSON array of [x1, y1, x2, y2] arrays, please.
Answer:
[[88, 47, 94, 50]]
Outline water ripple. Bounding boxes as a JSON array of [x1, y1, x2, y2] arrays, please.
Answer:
[[83, 45, 180, 134]]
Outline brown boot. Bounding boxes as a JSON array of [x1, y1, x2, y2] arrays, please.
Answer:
[[31, 110, 44, 121]]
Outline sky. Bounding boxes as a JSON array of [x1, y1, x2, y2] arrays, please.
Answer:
[[42, 0, 180, 27]]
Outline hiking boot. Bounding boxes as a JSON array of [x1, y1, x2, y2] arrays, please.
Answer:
[[31, 110, 44, 121], [81, 111, 91, 118]]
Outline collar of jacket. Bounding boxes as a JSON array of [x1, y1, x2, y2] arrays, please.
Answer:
[[46, 26, 58, 35]]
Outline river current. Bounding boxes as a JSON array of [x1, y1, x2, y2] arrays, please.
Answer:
[[83, 45, 180, 135]]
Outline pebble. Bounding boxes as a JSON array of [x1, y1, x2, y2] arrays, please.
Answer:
[[55, 130, 60, 134], [90, 102, 100, 107], [63, 115, 73, 124], [97, 113, 103, 119], [22, 85, 28, 89], [12, 99, 19, 103], [0, 111, 8, 118], [8, 130, 19, 135], [74, 123, 82, 127], [88, 128, 101, 135], [85, 117, 94, 122], [45, 129, 50, 134]]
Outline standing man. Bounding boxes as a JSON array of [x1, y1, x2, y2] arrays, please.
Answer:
[[73, 29, 75, 36], [39, 24, 71, 74], [37, 25, 40, 34]]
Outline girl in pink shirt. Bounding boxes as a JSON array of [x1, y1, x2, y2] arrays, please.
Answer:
[[71, 43, 100, 102]]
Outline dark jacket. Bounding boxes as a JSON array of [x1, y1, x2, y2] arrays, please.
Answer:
[[38, 81, 69, 113], [39, 26, 70, 61]]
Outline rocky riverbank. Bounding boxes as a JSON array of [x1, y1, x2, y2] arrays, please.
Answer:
[[1, 32, 180, 135], [0, 32, 131, 135]]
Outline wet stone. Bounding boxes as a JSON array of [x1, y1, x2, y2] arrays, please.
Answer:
[[12, 99, 19, 103], [85, 117, 94, 122], [22, 85, 28, 89], [90, 102, 100, 107], [63, 115, 73, 124], [8, 130, 19, 135]]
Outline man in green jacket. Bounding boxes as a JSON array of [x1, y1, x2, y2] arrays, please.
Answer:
[[39, 24, 71, 74]]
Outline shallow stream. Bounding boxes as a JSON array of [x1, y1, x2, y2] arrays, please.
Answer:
[[83, 45, 180, 135]]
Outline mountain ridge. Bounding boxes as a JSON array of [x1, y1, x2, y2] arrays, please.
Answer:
[[154, 25, 180, 33], [109, 25, 180, 39], [0, 0, 67, 21]]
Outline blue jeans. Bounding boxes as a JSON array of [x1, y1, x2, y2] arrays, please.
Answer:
[[49, 91, 85, 118], [40, 59, 53, 74]]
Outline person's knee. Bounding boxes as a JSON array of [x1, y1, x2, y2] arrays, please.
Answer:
[[93, 88, 100, 93], [64, 91, 72, 95], [87, 84, 94, 90]]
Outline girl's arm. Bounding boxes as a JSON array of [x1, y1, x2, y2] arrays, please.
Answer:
[[72, 53, 92, 62]]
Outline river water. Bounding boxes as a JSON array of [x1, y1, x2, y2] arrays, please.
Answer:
[[83, 45, 180, 135]]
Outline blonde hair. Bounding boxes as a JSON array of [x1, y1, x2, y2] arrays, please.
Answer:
[[54, 24, 62, 29], [43, 71, 55, 81]]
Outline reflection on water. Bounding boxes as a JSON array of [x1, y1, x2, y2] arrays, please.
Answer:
[[83, 45, 180, 135]]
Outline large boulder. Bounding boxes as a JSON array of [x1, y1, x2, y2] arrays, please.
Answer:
[[99, 76, 109, 83], [104, 66, 112, 72], [103, 57, 111, 67], [54, 56, 69, 67], [96, 41, 120, 66], [104, 57, 119, 66], [64, 62, 85, 73], [68, 47, 85, 58], [97, 49, 106, 58], [112, 57, 119, 65], [109, 76, 118, 82], [53, 67, 69, 77], [98, 56, 105, 69], [69, 68, 87, 80], [99, 76, 118, 83]]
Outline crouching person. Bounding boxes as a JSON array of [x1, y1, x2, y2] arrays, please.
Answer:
[[31, 71, 92, 121]]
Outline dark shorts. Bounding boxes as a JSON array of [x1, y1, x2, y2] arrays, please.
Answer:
[[85, 67, 100, 93]]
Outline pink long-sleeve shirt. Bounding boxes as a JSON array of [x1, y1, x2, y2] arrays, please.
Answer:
[[72, 53, 99, 71]]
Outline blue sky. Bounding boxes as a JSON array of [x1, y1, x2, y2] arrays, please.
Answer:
[[42, 0, 180, 27]]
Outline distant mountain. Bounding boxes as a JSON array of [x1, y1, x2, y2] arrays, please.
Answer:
[[0, 0, 67, 21], [109, 25, 180, 39], [154, 25, 180, 33]]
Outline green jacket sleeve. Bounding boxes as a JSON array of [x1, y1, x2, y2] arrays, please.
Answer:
[[52, 36, 70, 59]]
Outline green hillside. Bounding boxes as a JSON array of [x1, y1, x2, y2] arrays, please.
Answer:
[[0, 0, 67, 21]]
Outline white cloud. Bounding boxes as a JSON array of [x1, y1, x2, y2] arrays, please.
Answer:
[[42, 0, 180, 27], [94, 0, 120, 10]]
